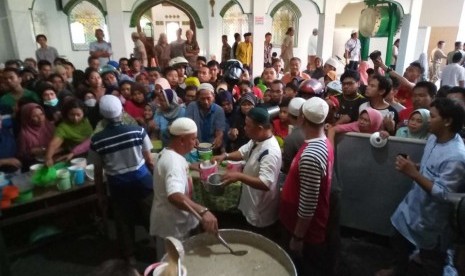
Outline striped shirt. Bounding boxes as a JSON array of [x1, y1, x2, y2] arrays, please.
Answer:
[[297, 138, 329, 219], [90, 124, 152, 176]]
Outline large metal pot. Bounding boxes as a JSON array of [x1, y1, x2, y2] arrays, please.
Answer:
[[182, 229, 297, 275]]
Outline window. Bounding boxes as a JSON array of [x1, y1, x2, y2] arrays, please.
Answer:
[[68, 1, 108, 51], [222, 3, 249, 42], [271, 3, 298, 47], [166, 22, 180, 43]]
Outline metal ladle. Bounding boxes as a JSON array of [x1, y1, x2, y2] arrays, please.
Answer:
[[183, 201, 248, 256], [165, 237, 184, 276]]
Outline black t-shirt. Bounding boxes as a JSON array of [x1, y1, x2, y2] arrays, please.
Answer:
[[336, 93, 367, 122]]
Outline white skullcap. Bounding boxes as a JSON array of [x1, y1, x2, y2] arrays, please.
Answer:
[[325, 57, 339, 69], [99, 95, 122, 119], [198, 83, 214, 93], [169, 117, 198, 136], [302, 97, 329, 124], [288, 97, 306, 117], [351, 30, 358, 34]]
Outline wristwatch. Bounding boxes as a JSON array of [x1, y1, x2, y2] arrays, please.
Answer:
[[224, 153, 229, 160]]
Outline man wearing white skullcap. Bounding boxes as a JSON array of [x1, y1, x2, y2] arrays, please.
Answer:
[[280, 97, 336, 275], [151, 117, 218, 260], [282, 97, 306, 173], [89, 94, 154, 264]]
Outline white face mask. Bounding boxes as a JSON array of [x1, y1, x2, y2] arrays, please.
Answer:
[[84, 98, 97, 107]]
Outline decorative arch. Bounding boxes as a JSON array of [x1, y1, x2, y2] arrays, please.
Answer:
[[220, 0, 245, 18], [63, 0, 107, 16], [130, 0, 203, 29], [269, 0, 302, 18]]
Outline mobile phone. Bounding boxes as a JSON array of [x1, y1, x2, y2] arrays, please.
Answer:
[[397, 153, 408, 158]]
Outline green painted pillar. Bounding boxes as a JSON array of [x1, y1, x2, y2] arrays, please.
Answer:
[[360, 33, 370, 61]]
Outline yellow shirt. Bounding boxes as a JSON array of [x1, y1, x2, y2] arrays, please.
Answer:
[[235, 42, 253, 66]]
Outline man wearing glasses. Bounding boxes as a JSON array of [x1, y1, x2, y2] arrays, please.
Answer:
[[335, 70, 367, 125]]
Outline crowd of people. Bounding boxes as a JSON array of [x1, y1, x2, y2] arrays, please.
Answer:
[[1, 27, 465, 276]]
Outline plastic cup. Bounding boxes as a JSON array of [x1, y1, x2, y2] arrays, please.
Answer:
[[30, 164, 44, 174], [56, 169, 71, 191], [68, 165, 85, 186]]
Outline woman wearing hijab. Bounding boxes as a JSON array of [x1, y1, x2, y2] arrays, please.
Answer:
[[328, 107, 384, 146], [18, 103, 55, 166], [154, 88, 185, 147], [395, 108, 430, 139]]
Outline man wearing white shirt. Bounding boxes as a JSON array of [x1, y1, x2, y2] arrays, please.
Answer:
[[344, 30, 361, 70], [307, 28, 318, 65], [214, 107, 282, 238], [441, 52, 465, 87]]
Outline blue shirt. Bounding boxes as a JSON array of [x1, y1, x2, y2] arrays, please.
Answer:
[[391, 134, 465, 250], [185, 102, 226, 143]]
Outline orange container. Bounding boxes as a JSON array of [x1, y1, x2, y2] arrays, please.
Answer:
[[2, 185, 19, 200]]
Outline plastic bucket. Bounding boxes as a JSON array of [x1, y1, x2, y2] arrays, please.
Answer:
[[70, 158, 87, 168], [199, 161, 218, 183], [56, 169, 72, 191], [226, 161, 243, 172], [68, 165, 85, 186]]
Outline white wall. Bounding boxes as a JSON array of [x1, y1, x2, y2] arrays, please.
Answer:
[[0, 0, 15, 64]]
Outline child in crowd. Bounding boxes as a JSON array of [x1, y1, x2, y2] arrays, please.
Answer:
[[44, 98, 93, 166], [38, 83, 61, 122], [183, 85, 198, 106], [272, 98, 291, 140], [119, 80, 133, 105], [228, 92, 256, 152], [394, 108, 430, 139], [124, 83, 147, 124], [142, 103, 156, 138], [284, 82, 298, 99], [328, 107, 384, 146]]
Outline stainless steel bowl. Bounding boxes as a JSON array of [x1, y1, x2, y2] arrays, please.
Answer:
[[182, 229, 297, 276], [203, 173, 225, 196]]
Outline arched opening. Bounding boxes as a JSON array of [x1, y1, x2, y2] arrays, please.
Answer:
[[221, 1, 250, 42]]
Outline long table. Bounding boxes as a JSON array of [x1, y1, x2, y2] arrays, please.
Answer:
[[0, 180, 106, 275]]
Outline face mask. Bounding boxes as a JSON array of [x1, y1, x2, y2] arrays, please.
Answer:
[[84, 98, 97, 107], [44, 98, 59, 107]]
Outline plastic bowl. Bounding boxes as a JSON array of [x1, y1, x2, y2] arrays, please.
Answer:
[[204, 173, 226, 196], [85, 164, 94, 181]]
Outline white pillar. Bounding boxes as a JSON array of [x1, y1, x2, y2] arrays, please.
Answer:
[[5, 0, 35, 60], [318, 0, 337, 62], [251, 1, 266, 77], [396, 0, 423, 74], [105, 0, 130, 60], [207, 15, 221, 60], [456, 1, 465, 42]]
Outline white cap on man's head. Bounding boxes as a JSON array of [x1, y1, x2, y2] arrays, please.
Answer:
[[198, 83, 214, 93], [325, 57, 339, 69], [99, 95, 122, 119], [351, 30, 358, 34], [288, 97, 306, 117], [169, 117, 198, 136], [302, 97, 329, 124]]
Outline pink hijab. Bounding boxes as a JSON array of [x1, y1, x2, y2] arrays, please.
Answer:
[[335, 107, 383, 133], [358, 61, 369, 85], [18, 103, 55, 158]]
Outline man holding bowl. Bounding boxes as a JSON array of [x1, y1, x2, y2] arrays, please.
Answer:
[[213, 107, 282, 239]]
